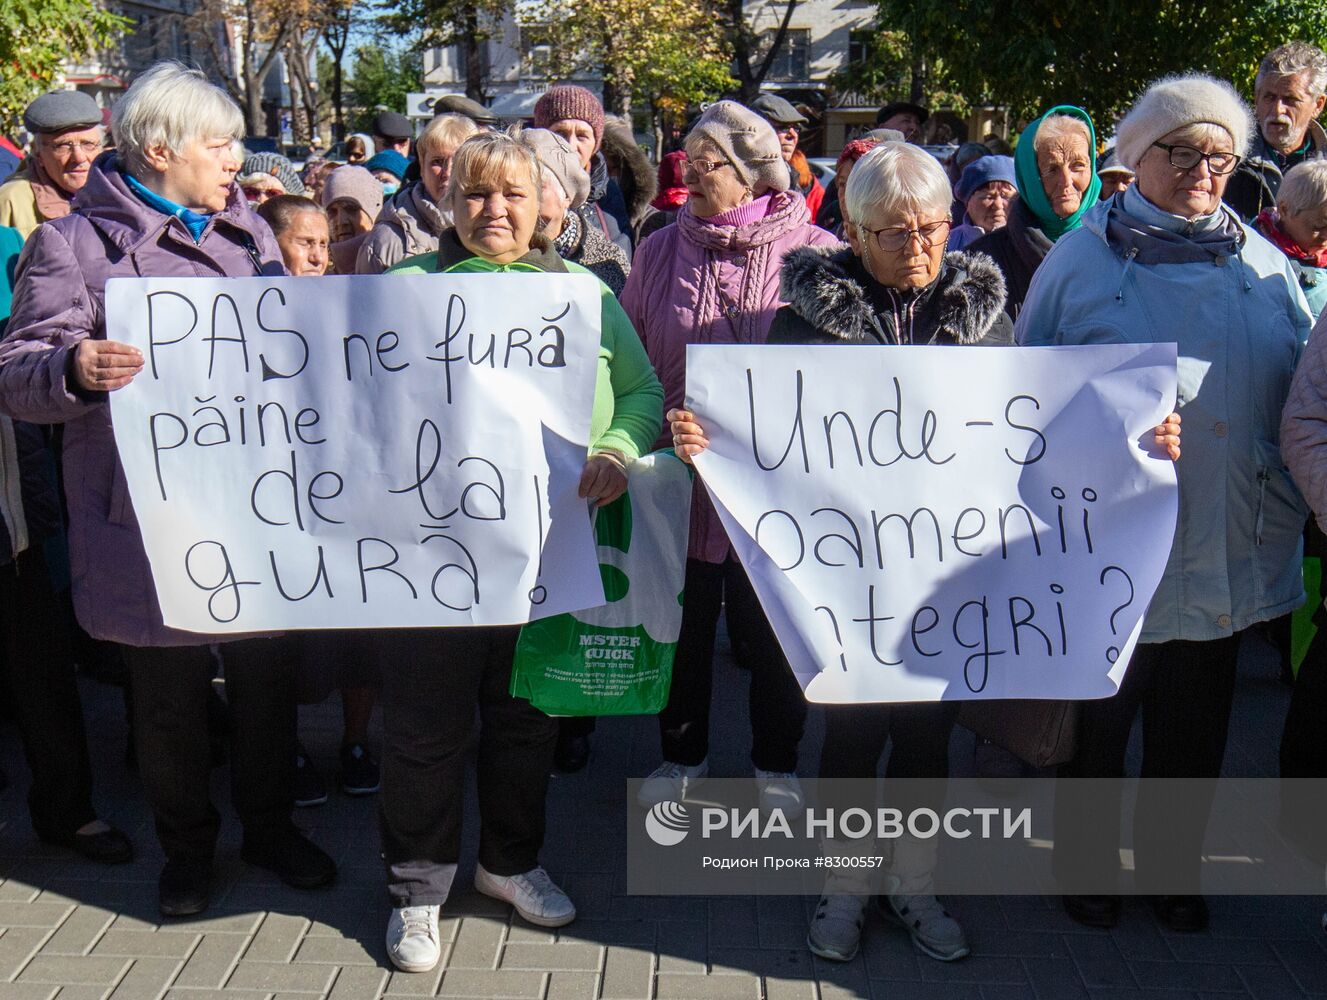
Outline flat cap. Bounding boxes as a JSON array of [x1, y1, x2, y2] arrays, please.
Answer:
[[749, 93, 808, 126], [875, 100, 929, 126], [433, 94, 497, 125], [372, 110, 414, 140], [24, 90, 102, 134]]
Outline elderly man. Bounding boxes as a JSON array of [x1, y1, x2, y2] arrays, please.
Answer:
[[372, 110, 413, 156], [1225, 40, 1327, 220], [0, 91, 103, 237], [875, 100, 928, 143], [749, 93, 824, 219]]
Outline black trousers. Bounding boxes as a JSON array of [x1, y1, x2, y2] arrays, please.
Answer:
[[0, 545, 97, 836], [379, 627, 556, 905], [1053, 633, 1240, 894], [659, 556, 806, 772], [1280, 619, 1327, 863], [124, 636, 297, 864], [818, 701, 959, 816]]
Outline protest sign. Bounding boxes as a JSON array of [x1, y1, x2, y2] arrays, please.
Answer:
[[687, 343, 1178, 703], [106, 273, 606, 633]]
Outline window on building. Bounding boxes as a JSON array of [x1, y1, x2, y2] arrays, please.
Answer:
[[763, 29, 810, 82], [519, 24, 556, 79], [848, 30, 875, 66]]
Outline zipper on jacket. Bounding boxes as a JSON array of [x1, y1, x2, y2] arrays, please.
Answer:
[[1255, 468, 1269, 546], [1116, 248, 1138, 302]]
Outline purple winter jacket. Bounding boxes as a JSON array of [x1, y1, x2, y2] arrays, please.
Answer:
[[0, 153, 286, 647], [622, 190, 838, 564]]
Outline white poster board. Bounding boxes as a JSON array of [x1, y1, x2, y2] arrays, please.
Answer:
[[106, 273, 607, 633], [687, 343, 1178, 703]]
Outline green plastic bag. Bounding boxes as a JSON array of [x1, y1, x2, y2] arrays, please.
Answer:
[[511, 451, 692, 715], [1290, 557, 1322, 679]]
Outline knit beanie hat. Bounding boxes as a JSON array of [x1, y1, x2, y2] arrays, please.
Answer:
[[363, 149, 409, 180], [955, 154, 1015, 201], [1115, 73, 1255, 171], [240, 151, 304, 195], [521, 128, 590, 210], [688, 100, 789, 196], [320, 165, 384, 221], [533, 85, 606, 149]]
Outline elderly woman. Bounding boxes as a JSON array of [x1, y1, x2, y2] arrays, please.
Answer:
[[1255, 159, 1327, 318], [237, 151, 304, 204], [818, 137, 880, 236], [256, 195, 329, 276], [1018, 74, 1312, 933], [522, 128, 630, 297], [623, 101, 839, 816], [534, 85, 632, 254], [0, 61, 336, 918], [970, 106, 1100, 318], [321, 164, 383, 274], [357, 114, 478, 274], [378, 131, 661, 972], [947, 154, 1016, 249]]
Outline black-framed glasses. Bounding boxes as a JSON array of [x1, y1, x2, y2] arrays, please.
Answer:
[[1150, 142, 1242, 175], [863, 218, 951, 252]]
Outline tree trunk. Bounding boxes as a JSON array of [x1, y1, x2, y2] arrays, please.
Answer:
[[461, 6, 486, 102], [909, 53, 927, 105], [326, 18, 348, 140]]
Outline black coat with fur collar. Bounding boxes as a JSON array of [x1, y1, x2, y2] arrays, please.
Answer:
[[767, 244, 1012, 347]]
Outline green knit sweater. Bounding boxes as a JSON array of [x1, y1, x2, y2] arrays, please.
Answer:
[[387, 232, 662, 460]]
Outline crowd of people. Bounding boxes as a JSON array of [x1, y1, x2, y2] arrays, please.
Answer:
[[0, 38, 1324, 977]]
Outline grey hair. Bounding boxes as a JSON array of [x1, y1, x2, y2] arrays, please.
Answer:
[[1278, 159, 1327, 217], [114, 61, 243, 175], [1033, 113, 1092, 157], [417, 113, 480, 160], [1257, 41, 1327, 98], [1158, 121, 1237, 149], [844, 141, 952, 226]]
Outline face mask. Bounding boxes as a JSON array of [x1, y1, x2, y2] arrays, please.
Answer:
[[381, 182, 399, 196]]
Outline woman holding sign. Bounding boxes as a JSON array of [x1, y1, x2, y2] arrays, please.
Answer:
[[0, 62, 337, 917], [379, 130, 661, 973], [1017, 74, 1311, 933], [667, 141, 1182, 962]]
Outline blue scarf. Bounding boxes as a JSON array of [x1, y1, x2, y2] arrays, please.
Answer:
[[122, 170, 214, 243]]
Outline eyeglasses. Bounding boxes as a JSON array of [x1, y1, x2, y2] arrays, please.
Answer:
[[862, 219, 951, 252], [682, 158, 730, 178], [775, 123, 799, 135], [243, 187, 284, 202], [45, 139, 101, 157], [1150, 142, 1241, 175]]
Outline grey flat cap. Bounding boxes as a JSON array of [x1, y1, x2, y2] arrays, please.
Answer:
[[372, 110, 413, 140], [750, 93, 808, 127], [23, 90, 102, 134], [433, 94, 498, 125]]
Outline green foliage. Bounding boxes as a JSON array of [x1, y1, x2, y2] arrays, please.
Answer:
[[346, 42, 422, 130], [0, 0, 130, 133], [870, 0, 1327, 128]]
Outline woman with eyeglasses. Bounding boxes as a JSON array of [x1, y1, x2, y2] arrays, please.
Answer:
[[622, 101, 838, 818], [1018, 74, 1312, 934], [969, 105, 1101, 320]]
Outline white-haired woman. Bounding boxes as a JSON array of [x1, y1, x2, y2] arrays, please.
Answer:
[[357, 112, 479, 273], [1019, 74, 1312, 933], [1255, 158, 1327, 318], [0, 61, 336, 918]]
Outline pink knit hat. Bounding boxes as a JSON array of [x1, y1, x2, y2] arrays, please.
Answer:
[[533, 85, 606, 149]]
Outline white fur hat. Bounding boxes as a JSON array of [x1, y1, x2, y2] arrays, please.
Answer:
[[1115, 73, 1255, 171]]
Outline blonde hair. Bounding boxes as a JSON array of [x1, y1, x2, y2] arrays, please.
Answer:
[[1279, 159, 1327, 217], [447, 129, 543, 201], [114, 61, 244, 175], [417, 113, 480, 160]]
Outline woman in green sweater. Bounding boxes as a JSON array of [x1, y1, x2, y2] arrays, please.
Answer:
[[380, 131, 662, 974]]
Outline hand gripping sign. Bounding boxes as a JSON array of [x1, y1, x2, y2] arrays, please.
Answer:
[[686, 343, 1179, 703], [106, 273, 607, 632]]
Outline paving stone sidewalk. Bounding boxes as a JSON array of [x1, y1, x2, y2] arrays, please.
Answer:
[[0, 632, 1323, 1000]]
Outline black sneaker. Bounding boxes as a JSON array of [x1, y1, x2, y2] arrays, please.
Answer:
[[159, 858, 213, 917], [295, 746, 328, 807], [240, 827, 336, 890], [340, 743, 380, 795]]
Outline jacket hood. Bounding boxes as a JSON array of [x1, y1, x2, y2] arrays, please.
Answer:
[[72, 151, 270, 255], [601, 121, 657, 223], [779, 243, 1007, 345]]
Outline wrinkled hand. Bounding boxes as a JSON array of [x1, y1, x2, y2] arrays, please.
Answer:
[[73, 339, 143, 392], [579, 451, 629, 507], [1152, 411, 1181, 461], [668, 408, 709, 465]]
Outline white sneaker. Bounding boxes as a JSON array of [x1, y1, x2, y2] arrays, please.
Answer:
[[754, 769, 804, 816], [636, 759, 708, 807], [386, 905, 441, 973], [474, 864, 576, 928], [881, 892, 969, 962]]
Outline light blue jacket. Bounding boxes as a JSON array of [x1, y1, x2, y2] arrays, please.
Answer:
[[1016, 188, 1313, 644]]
